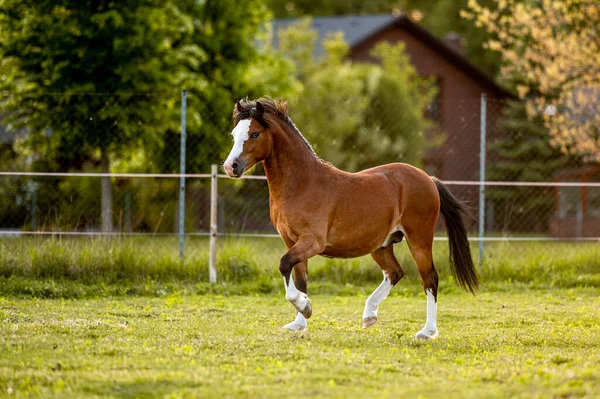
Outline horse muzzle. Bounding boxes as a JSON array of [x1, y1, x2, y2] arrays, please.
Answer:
[[224, 159, 246, 178]]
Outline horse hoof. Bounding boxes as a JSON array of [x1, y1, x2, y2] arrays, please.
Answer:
[[283, 323, 306, 332], [362, 316, 377, 329], [300, 302, 312, 319], [284, 327, 308, 339], [416, 329, 439, 340]]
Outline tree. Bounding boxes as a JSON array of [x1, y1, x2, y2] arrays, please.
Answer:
[[463, 0, 600, 162], [267, 0, 405, 17], [154, 0, 299, 173], [0, 1, 192, 232], [363, 42, 438, 169], [0, 0, 299, 233], [425, 0, 502, 77], [277, 20, 438, 172], [267, 0, 503, 76]]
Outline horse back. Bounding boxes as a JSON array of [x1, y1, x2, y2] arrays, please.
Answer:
[[355, 162, 438, 201], [320, 162, 439, 256]]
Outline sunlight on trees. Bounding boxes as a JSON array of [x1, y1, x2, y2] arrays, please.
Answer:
[[276, 18, 438, 172], [463, 0, 600, 162]]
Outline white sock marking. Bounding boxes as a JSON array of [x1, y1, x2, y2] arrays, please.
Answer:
[[417, 288, 438, 339], [424, 288, 437, 331], [224, 119, 251, 165], [284, 276, 309, 313], [283, 312, 307, 331], [363, 272, 393, 320]]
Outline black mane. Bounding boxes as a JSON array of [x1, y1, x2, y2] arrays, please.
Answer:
[[233, 97, 316, 156]]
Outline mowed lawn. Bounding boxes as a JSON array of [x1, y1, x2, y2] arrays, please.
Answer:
[[1, 290, 599, 398]]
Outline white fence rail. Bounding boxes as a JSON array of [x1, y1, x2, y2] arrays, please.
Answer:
[[2, 168, 600, 282]]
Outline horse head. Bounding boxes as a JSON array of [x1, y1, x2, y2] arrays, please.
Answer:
[[223, 100, 274, 178]]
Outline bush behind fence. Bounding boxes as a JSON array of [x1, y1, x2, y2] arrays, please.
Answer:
[[1, 92, 598, 271]]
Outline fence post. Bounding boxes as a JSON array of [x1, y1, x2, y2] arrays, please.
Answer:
[[479, 93, 487, 267], [209, 164, 218, 283], [179, 90, 187, 264]]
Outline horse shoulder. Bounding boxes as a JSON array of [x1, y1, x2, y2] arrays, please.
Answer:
[[269, 195, 281, 226]]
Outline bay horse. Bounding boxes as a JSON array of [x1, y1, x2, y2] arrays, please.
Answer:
[[223, 98, 478, 339]]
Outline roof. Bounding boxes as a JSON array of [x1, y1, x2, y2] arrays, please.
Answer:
[[273, 14, 514, 98], [273, 14, 396, 56]]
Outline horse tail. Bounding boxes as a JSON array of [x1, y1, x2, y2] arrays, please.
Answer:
[[432, 177, 479, 294]]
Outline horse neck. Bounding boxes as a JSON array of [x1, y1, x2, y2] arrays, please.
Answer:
[[263, 119, 320, 200]]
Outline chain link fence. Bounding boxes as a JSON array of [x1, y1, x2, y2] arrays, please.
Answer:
[[1, 92, 598, 280]]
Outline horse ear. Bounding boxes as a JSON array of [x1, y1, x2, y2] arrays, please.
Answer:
[[236, 101, 244, 113], [255, 101, 264, 116]]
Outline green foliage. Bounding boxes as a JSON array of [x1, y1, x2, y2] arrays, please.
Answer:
[[0, 0, 299, 174], [275, 18, 319, 79], [0, 143, 27, 228], [0, 1, 188, 163], [285, 35, 374, 169], [426, 0, 502, 77], [364, 42, 439, 168], [267, 0, 503, 77], [164, 0, 299, 173], [279, 22, 438, 171], [489, 100, 572, 181], [268, 0, 406, 17], [0, 0, 299, 233], [0, 1, 195, 232]]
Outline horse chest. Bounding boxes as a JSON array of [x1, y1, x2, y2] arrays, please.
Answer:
[[269, 200, 309, 243]]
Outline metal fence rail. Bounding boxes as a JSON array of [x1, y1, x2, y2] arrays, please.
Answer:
[[1, 170, 599, 280], [1, 90, 599, 282]]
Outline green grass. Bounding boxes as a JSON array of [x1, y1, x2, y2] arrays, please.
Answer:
[[1, 237, 599, 298], [1, 291, 599, 398], [1, 238, 599, 397]]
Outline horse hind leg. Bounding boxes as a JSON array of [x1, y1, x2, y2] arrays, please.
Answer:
[[362, 246, 405, 329], [283, 261, 309, 331], [406, 238, 439, 340]]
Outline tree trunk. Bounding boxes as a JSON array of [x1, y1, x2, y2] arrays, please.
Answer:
[[101, 150, 113, 234]]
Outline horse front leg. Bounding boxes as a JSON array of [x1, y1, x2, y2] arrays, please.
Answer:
[[279, 237, 323, 330], [283, 261, 309, 331]]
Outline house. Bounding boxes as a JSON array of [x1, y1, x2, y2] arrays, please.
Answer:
[[550, 166, 600, 238], [274, 14, 514, 207]]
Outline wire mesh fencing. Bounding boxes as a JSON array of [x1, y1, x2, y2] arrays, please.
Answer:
[[1, 92, 598, 282]]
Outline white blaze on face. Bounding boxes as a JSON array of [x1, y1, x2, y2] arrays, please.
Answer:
[[224, 119, 252, 167]]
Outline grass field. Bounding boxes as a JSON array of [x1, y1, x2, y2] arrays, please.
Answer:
[[1, 290, 599, 398], [1, 237, 599, 297], [1, 238, 599, 397]]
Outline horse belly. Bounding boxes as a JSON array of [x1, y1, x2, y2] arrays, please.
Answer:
[[321, 221, 393, 258], [320, 245, 373, 259], [322, 191, 400, 258]]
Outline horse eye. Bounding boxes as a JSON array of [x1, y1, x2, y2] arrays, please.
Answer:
[[250, 132, 260, 139]]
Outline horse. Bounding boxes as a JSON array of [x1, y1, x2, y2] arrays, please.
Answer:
[[223, 98, 478, 339]]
